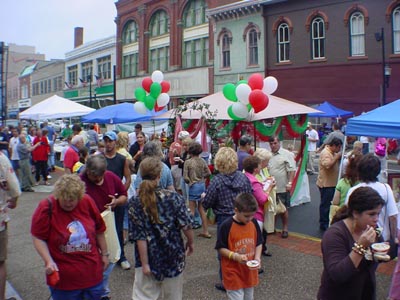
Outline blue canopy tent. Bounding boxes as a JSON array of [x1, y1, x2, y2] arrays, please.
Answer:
[[308, 101, 353, 118], [81, 102, 168, 124], [346, 99, 400, 139]]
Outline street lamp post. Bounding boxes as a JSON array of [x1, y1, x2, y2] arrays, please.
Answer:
[[87, 74, 92, 108], [375, 27, 391, 106]]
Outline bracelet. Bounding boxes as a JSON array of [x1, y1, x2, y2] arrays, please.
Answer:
[[353, 242, 367, 255], [228, 251, 234, 260], [101, 251, 110, 257]]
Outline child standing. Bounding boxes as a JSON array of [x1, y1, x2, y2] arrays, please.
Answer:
[[183, 142, 211, 237], [215, 193, 262, 300]]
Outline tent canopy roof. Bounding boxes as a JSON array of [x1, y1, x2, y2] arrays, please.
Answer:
[[81, 102, 168, 124], [19, 95, 95, 120], [155, 92, 320, 121], [346, 99, 400, 138], [308, 101, 353, 118]]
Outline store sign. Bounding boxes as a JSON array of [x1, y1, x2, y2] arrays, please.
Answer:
[[18, 98, 32, 108]]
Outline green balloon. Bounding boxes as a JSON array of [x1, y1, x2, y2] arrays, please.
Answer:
[[236, 80, 248, 86], [145, 95, 156, 110], [223, 83, 237, 102], [150, 82, 162, 99], [227, 105, 245, 121], [134, 87, 146, 101]]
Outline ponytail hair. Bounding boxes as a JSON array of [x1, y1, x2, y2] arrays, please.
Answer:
[[138, 157, 163, 224], [331, 186, 385, 224]]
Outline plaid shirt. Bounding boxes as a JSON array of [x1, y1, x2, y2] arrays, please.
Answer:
[[203, 171, 252, 216]]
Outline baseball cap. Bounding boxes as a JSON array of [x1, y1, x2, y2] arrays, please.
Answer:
[[104, 131, 117, 141]]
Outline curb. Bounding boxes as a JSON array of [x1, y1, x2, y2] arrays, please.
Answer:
[[6, 281, 22, 300]]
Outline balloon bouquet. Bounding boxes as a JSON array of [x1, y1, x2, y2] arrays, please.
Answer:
[[222, 73, 278, 120], [134, 70, 171, 114]]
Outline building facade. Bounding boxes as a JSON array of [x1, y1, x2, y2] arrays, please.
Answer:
[[63, 28, 116, 108], [115, 0, 400, 115], [115, 0, 213, 105]]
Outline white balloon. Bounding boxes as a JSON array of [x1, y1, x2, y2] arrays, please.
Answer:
[[262, 76, 278, 95], [235, 83, 251, 105], [134, 101, 147, 114], [151, 70, 164, 83], [157, 93, 170, 107], [232, 102, 249, 119]]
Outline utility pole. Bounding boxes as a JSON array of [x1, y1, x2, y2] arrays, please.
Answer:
[[0, 42, 8, 124]]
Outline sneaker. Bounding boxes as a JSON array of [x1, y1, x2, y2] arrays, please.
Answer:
[[215, 283, 226, 292], [120, 260, 131, 270], [47, 175, 52, 179]]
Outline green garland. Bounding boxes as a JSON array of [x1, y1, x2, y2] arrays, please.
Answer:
[[254, 117, 283, 137], [284, 115, 308, 133]]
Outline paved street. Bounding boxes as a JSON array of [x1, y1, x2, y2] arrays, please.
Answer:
[[5, 168, 396, 300]]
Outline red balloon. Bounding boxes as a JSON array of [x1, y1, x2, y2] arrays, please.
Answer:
[[142, 77, 152, 93], [248, 73, 264, 90], [249, 90, 269, 113], [161, 81, 170, 93], [154, 103, 164, 112]]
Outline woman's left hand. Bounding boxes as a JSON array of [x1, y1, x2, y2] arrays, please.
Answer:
[[101, 255, 109, 271]]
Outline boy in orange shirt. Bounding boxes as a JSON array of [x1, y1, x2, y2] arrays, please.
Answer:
[[215, 193, 262, 300]]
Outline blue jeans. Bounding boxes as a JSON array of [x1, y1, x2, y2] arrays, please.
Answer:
[[48, 141, 55, 168], [49, 281, 104, 300], [102, 262, 115, 297], [319, 187, 335, 230]]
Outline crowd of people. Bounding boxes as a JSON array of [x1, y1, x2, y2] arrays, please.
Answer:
[[1, 119, 400, 300]]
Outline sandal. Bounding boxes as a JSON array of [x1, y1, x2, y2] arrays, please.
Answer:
[[198, 233, 212, 239]]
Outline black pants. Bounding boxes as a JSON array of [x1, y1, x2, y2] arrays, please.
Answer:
[[319, 187, 335, 230], [34, 160, 48, 182], [114, 205, 126, 262]]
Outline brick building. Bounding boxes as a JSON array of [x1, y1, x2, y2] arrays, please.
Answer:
[[115, 0, 400, 115]]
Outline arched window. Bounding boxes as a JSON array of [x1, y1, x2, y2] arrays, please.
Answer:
[[222, 34, 231, 68], [350, 12, 365, 56], [149, 10, 170, 72], [393, 6, 400, 54], [122, 21, 138, 45], [183, 0, 207, 28], [277, 23, 290, 62], [121, 21, 139, 78], [311, 17, 325, 59], [248, 29, 258, 65], [150, 10, 169, 37], [182, 0, 208, 68]]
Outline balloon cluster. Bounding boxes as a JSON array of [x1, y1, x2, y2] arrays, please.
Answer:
[[134, 70, 170, 114], [222, 74, 278, 120]]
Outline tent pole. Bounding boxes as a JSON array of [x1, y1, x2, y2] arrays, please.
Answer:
[[337, 135, 347, 181]]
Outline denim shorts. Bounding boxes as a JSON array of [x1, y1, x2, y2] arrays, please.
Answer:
[[49, 281, 104, 300], [188, 182, 205, 201]]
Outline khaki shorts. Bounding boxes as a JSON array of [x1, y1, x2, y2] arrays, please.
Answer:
[[0, 229, 7, 262]]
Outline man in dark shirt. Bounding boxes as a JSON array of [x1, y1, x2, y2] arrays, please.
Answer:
[[103, 131, 131, 271], [0, 126, 9, 157]]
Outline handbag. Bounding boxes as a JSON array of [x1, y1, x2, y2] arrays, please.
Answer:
[[274, 196, 286, 215], [329, 204, 340, 225], [101, 208, 121, 264]]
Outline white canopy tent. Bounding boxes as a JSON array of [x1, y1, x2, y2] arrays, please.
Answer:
[[19, 95, 95, 120], [155, 92, 319, 120]]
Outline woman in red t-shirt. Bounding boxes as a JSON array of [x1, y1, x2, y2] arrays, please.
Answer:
[[32, 128, 50, 185], [31, 174, 109, 300]]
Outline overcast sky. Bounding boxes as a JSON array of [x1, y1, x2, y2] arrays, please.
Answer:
[[0, 0, 117, 59]]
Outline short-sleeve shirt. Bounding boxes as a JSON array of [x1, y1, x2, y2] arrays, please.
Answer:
[[306, 128, 319, 151], [268, 148, 296, 193], [237, 150, 250, 171], [9, 137, 20, 160], [335, 178, 358, 207], [134, 162, 173, 190], [63, 146, 79, 172], [80, 170, 127, 213], [31, 195, 106, 290], [317, 147, 339, 188], [129, 189, 192, 281], [215, 217, 262, 290]]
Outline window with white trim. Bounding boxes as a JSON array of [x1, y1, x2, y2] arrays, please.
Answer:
[[81, 61, 93, 82], [393, 7, 400, 54], [97, 56, 111, 80], [311, 17, 325, 59], [222, 34, 230, 68], [350, 12, 365, 56], [248, 29, 258, 65], [68, 65, 78, 85], [278, 23, 290, 62]]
